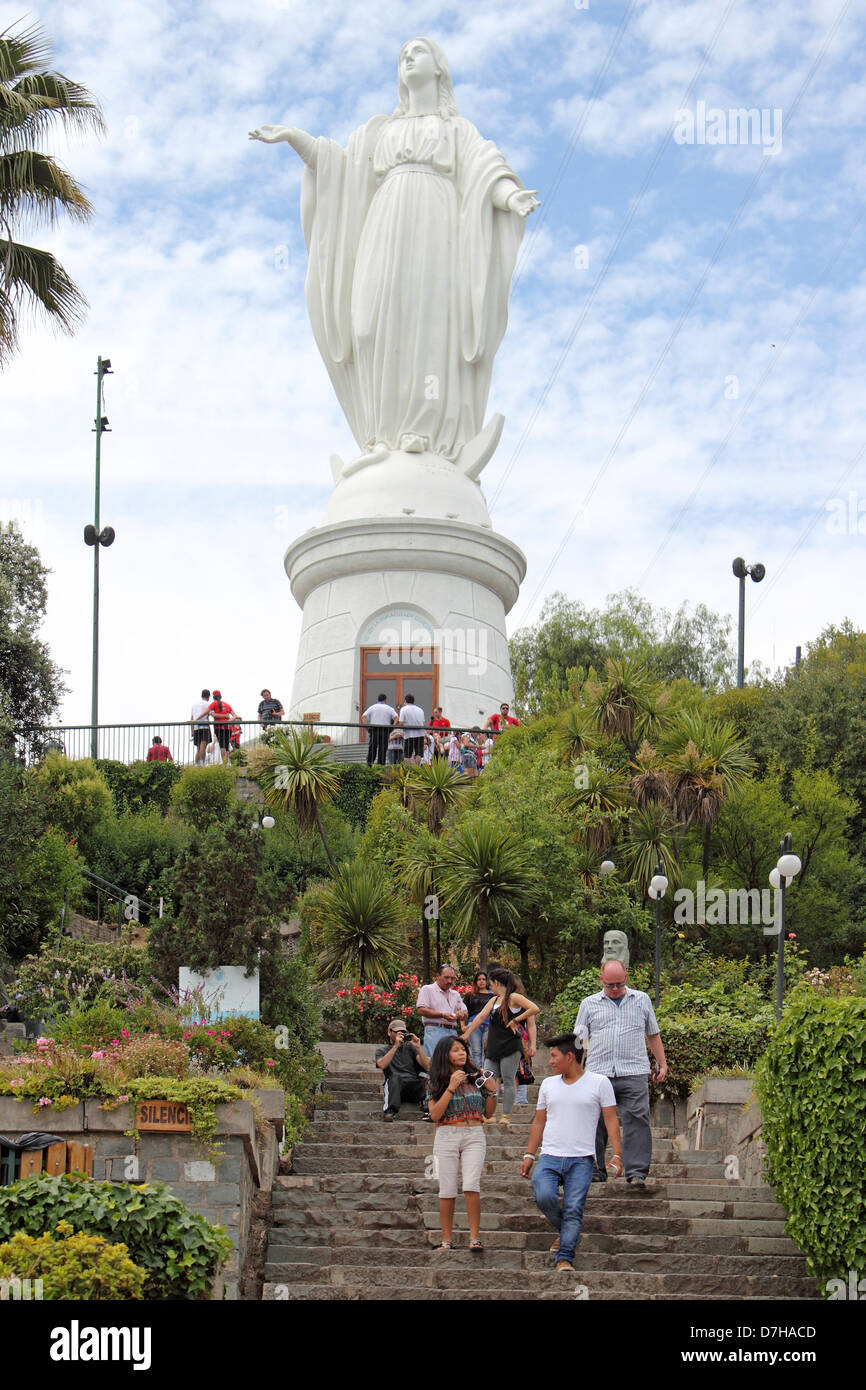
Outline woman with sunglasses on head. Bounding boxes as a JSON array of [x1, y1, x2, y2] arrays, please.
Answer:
[[462, 967, 539, 1126], [426, 1036, 497, 1251], [464, 971, 493, 1069]]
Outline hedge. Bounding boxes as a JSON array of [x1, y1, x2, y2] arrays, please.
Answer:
[[755, 988, 866, 1294]]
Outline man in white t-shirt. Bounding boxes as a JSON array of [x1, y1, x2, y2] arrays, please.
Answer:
[[397, 693, 426, 762], [188, 688, 211, 766], [361, 693, 398, 766], [520, 1032, 623, 1272]]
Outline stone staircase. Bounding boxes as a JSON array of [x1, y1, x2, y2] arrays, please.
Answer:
[[262, 1053, 819, 1301]]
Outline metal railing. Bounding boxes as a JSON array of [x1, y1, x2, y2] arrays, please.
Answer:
[[12, 719, 504, 770]]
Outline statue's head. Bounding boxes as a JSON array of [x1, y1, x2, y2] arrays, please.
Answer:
[[602, 930, 629, 966], [394, 38, 459, 118]]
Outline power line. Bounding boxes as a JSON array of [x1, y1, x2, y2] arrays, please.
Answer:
[[490, 0, 739, 516], [512, 0, 855, 625], [511, 0, 640, 291]]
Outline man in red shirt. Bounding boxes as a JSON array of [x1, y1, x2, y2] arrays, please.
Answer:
[[205, 690, 242, 764], [485, 702, 520, 736], [429, 706, 450, 758], [146, 736, 173, 762]]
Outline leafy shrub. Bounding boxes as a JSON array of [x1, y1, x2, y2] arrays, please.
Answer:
[[24, 754, 113, 856], [11, 938, 151, 1020], [322, 973, 423, 1042], [169, 764, 235, 832], [95, 758, 180, 815], [756, 988, 866, 1293], [0, 1222, 146, 1299], [0, 1174, 232, 1299], [652, 1016, 772, 1103], [259, 948, 320, 1050], [331, 764, 382, 828]]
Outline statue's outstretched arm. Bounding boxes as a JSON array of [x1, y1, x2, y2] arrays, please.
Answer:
[[490, 175, 539, 217], [249, 125, 318, 168]]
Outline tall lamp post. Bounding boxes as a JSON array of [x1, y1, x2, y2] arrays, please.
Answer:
[[83, 356, 115, 759], [769, 833, 801, 1021], [648, 862, 669, 1008], [732, 558, 765, 688]]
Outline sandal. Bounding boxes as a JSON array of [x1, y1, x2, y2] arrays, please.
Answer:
[[469, 1238, 484, 1252], [432, 1240, 452, 1252]]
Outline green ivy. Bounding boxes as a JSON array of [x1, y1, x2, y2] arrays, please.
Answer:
[[119, 1075, 244, 1161], [331, 764, 383, 829], [755, 988, 866, 1294], [0, 1174, 232, 1300]]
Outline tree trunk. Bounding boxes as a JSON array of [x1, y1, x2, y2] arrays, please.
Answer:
[[421, 910, 430, 983], [479, 899, 488, 975], [313, 805, 337, 872], [519, 934, 530, 990]]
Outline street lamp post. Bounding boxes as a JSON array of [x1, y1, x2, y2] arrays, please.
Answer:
[[769, 833, 802, 1021], [732, 558, 765, 688], [648, 862, 669, 1009], [83, 356, 115, 759]]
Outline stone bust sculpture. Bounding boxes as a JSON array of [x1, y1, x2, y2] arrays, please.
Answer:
[[602, 930, 629, 967], [250, 38, 538, 484]]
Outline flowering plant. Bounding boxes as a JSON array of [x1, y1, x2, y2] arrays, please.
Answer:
[[322, 973, 424, 1043]]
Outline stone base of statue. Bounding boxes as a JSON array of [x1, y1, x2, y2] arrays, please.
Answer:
[[284, 499, 526, 731]]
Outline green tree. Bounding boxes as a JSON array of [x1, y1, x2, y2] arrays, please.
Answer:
[[437, 815, 539, 974], [0, 20, 105, 364], [146, 808, 277, 980], [24, 752, 113, 860], [253, 729, 341, 871], [169, 763, 235, 833], [0, 762, 81, 962], [312, 859, 407, 984], [510, 590, 735, 715], [0, 522, 65, 745]]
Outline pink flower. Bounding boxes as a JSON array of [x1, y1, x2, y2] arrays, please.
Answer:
[[118, 1095, 129, 1103], [121, 1029, 130, 1038], [35, 1037, 50, 1049], [8, 1078, 24, 1087], [37, 1097, 51, 1107], [91, 1051, 105, 1060], [111, 1039, 120, 1046], [788, 933, 796, 940], [265, 1060, 276, 1067], [220, 1031, 231, 1037]]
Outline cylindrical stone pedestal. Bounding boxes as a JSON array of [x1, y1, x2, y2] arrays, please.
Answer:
[[284, 517, 526, 732]]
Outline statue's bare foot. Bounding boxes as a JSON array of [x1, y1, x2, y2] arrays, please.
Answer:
[[341, 443, 389, 478], [400, 433, 428, 454]]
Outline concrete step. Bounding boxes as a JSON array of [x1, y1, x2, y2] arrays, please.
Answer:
[[292, 1141, 711, 1165], [306, 1119, 676, 1140], [263, 1282, 811, 1301], [268, 1225, 803, 1256]]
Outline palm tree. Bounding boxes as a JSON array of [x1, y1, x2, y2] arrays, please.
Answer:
[[314, 859, 406, 984], [620, 801, 678, 889], [660, 711, 753, 874], [403, 757, 467, 835], [585, 655, 668, 758], [1, 21, 105, 364], [559, 752, 629, 852], [437, 818, 539, 973], [255, 727, 340, 871]]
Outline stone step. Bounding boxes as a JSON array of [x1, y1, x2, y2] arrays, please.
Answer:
[[267, 1226, 803, 1256], [263, 1282, 810, 1302], [261, 1273, 817, 1301], [291, 1156, 728, 1178], [292, 1141, 713, 1165], [264, 1248, 809, 1279], [275, 1173, 768, 1201], [306, 1119, 676, 1140]]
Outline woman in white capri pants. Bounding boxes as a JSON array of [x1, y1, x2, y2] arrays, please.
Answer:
[[426, 1037, 497, 1251]]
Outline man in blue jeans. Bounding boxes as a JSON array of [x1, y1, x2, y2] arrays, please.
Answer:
[[520, 1033, 623, 1272]]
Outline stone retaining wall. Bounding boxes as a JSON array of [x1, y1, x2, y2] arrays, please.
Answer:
[[0, 1090, 284, 1298]]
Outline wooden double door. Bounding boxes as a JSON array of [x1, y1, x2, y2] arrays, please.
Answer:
[[359, 646, 438, 737]]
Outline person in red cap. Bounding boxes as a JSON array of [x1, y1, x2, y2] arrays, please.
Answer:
[[203, 690, 241, 764]]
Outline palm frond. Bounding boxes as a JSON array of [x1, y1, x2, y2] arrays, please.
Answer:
[[0, 151, 93, 224]]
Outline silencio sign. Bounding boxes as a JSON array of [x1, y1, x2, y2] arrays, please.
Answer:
[[136, 1100, 191, 1132]]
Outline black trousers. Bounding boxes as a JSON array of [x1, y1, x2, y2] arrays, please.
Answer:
[[367, 725, 389, 765], [383, 1074, 428, 1114]]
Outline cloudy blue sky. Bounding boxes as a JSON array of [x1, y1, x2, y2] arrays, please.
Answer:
[[2, 0, 865, 731]]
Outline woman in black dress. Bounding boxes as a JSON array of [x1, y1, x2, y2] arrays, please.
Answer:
[[461, 967, 538, 1126]]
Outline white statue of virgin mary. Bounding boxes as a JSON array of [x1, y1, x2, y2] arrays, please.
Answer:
[[251, 38, 538, 482]]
